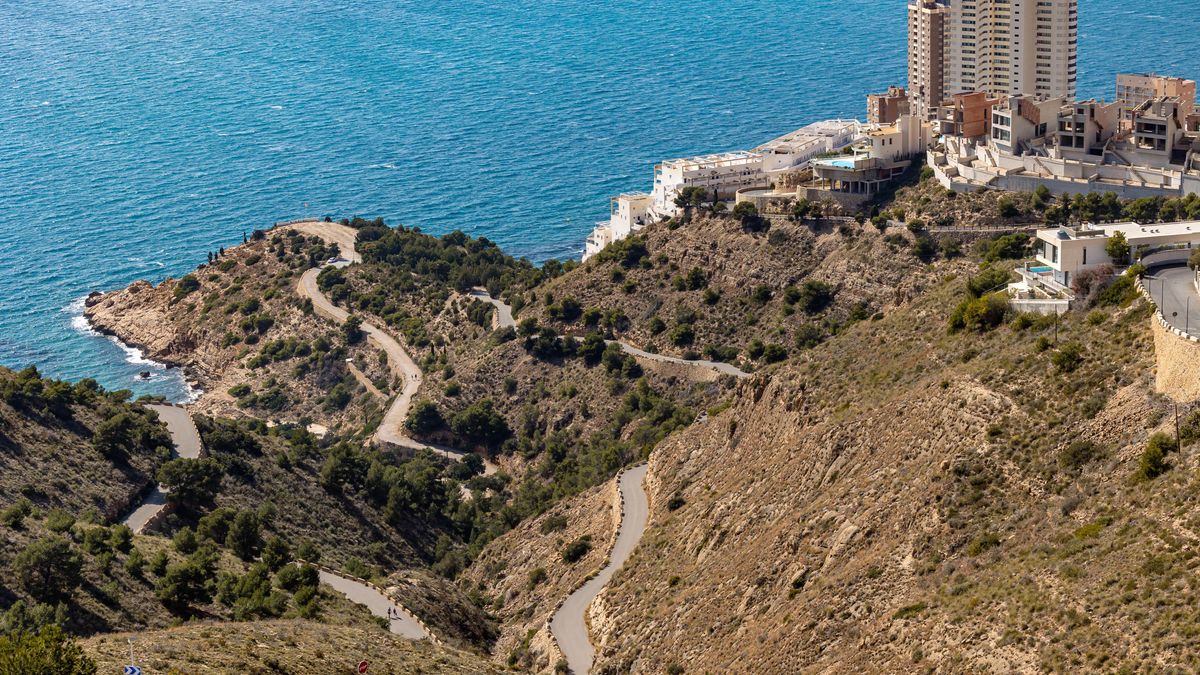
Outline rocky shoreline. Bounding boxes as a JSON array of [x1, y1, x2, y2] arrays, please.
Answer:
[[84, 282, 210, 396]]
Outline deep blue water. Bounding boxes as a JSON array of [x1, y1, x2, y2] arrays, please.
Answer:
[[0, 0, 1196, 401]]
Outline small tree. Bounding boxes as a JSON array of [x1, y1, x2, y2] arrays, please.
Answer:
[[450, 399, 512, 452], [1138, 433, 1173, 480], [404, 400, 445, 435], [343, 315, 365, 344], [261, 536, 292, 571], [0, 625, 97, 675], [157, 458, 223, 509], [226, 511, 262, 561], [1105, 231, 1130, 265], [13, 537, 83, 602]]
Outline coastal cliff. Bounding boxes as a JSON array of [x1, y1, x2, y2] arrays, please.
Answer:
[[84, 230, 393, 434]]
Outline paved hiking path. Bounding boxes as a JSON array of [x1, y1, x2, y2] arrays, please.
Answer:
[[550, 465, 650, 674], [316, 569, 429, 640], [122, 404, 203, 533]]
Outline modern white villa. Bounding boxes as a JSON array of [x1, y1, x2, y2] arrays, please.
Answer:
[[1033, 221, 1200, 284], [583, 119, 861, 260], [1009, 221, 1200, 313]]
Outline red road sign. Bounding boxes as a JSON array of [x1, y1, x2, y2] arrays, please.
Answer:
[[357, 661, 369, 674]]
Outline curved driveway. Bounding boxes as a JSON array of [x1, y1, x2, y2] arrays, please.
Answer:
[[550, 464, 649, 674], [122, 404, 204, 533], [1143, 264, 1200, 337]]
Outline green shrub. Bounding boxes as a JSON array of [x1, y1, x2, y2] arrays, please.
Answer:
[[527, 567, 548, 589], [173, 274, 201, 300], [0, 625, 96, 674], [1051, 342, 1084, 373], [44, 509, 74, 534], [795, 280, 835, 314], [982, 233, 1029, 262], [670, 323, 695, 346], [795, 324, 824, 349], [561, 535, 593, 564], [1094, 275, 1138, 307], [892, 602, 928, 620], [966, 532, 1001, 556], [1, 499, 32, 529], [1060, 441, 1102, 470], [966, 267, 1012, 298], [540, 514, 568, 534], [948, 294, 1008, 333], [1138, 432, 1174, 480]]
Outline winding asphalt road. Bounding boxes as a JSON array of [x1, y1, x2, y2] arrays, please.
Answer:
[[122, 404, 204, 533], [1143, 264, 1200, 337], [316, 569, 428, 640], [291, 222, 498, 474], [467, 287, 750, 379], [550, 464, 650, 675]]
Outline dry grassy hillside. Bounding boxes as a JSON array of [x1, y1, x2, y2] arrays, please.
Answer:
[[85, 229, 391, 435], [589, 270, 1196, 673], [460, 481, 616, 668], [82, 619, 501, 674], [520, 215, 944, 369], [0, 366, 171, 520]]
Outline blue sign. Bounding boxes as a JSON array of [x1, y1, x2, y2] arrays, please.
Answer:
[[123, 666, 142, 675]]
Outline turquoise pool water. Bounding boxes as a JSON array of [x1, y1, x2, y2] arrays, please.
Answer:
[[816, 157, 858, 168]]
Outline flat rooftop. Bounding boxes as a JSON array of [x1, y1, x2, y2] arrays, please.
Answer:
[[756, 119, 861, 154], [1042, 220, 1200, 241], [657, 151, 762, 171]]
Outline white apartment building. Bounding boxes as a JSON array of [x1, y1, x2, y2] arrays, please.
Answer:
[[908, 0, 948, 118], [583, 193, 651, 260], [913, 0, 1077, 108], [582, 120, 862, 259], [1033, 221, 1200, 287]]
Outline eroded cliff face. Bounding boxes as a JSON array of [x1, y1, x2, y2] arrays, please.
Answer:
[[586, 281, 1195, 673]]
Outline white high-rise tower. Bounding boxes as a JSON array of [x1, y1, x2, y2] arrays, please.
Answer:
[[909, 0, 1077, 113]]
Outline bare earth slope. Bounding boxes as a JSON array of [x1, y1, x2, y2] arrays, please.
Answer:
[[588, 274, 1198, 673]]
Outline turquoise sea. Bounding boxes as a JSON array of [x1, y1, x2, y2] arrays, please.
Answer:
[[0, 0, 1196, 401]]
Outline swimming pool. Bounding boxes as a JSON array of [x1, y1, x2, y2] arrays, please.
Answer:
[[815, 157, 858, 169]]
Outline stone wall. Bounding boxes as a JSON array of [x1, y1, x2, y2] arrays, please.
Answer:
[[1151, 317, 1200, 401]]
